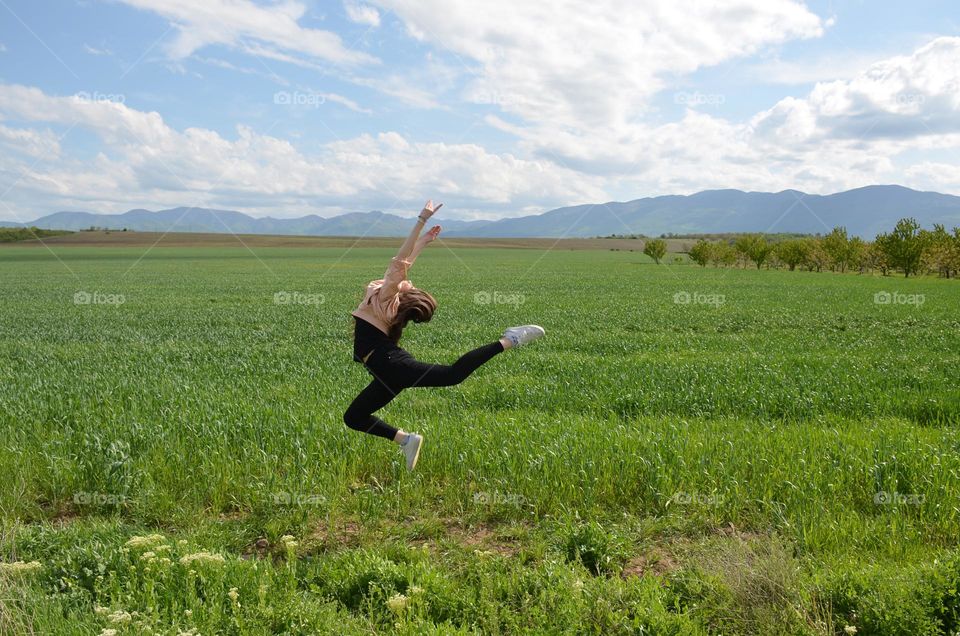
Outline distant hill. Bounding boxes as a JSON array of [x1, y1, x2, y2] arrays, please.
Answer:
[[7, 185, 960, 238]]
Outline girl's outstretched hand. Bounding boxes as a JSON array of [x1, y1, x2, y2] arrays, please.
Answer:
[[419, 225, 442, 245], [421, 200, 443, 220]]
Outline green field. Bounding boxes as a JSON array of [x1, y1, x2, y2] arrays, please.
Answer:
[[1, 243, 959, 635]]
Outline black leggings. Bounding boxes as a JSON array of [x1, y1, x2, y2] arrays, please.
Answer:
[[343, 341, 504, 440]]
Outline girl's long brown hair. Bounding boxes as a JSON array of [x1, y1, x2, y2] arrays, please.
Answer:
[[388, 289, 437, 343]]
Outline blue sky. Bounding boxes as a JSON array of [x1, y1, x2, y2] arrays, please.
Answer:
[[1, 0, 959, 222]]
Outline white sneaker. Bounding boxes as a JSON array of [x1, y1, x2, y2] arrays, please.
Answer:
[[502, 325, 545, 348], [401, 433, 423, 471]]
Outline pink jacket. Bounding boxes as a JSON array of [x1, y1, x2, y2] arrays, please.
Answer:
[[351, 256, 414, 335]]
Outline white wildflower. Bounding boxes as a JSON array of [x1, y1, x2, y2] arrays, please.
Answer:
[[125, 534, 166, 550], [108, 609, 132, 624], [386, 593, 408, 613], [179, 552, 225, 567], [0, 561, 42, 574]]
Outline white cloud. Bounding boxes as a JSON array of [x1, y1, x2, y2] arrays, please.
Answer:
[[372, 0, 825, 131], [83, 43, 113, 56], [0, 124, 61, 158], [0, 83, 603, 221], [114, 0, 378, 66], [750, 37, 960, 143], [344, 1, 380, 27]]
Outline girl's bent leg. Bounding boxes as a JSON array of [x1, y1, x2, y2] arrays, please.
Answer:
[[343, 380, 400, 440]]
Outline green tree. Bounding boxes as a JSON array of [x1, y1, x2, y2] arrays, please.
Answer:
[[860, 241, 890, 275], [822, 226, 855, 272], [848, 236, 866, 272], [734, 234, 773, 269], [775, 239, 809, 271], [710, 242, 737, 267], [920, 224, 959, 278], [688, 239, 713, 267], [643, 238, 667, 264], [876, 218, 926, 277]]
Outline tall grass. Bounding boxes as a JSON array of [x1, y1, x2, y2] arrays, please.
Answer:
[[0, 245, 958, 634]]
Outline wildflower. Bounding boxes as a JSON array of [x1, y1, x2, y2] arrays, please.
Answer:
[[179, 552, 225, 567], [844, 627, 858, 635], [0, 561, 41, 575], [573, 579, 584, 592], [140, 551, 156, 562], [100, 630, 118, 636], [184, 609, 193, 617], [108, 610, 132, 624], [387, 593, 408, 612], [94, 605, 109, 616], [125, 534, 166, 550], [408, 585, 423, 595], [228, 587, 240, 603]]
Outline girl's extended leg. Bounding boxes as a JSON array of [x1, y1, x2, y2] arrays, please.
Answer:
[[343, 379, 400, 440], [402, 341, 505, 388]]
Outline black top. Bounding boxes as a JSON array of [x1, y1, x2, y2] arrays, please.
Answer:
[[353, 316, 394, 362]]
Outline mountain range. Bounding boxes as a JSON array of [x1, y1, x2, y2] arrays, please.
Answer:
[[4, 185, 959, 238]]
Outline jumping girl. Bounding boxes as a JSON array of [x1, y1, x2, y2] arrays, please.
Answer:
[[344, 199, 545, 471]]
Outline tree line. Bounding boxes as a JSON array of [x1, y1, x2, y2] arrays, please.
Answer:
[[640, 218, 959, 278]]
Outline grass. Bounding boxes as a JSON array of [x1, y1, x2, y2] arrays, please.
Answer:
[[0, 243, 958, 634]]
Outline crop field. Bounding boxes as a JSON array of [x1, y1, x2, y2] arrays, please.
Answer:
[[1, 242, 959, 635]]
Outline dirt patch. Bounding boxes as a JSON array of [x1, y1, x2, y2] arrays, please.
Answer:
[[310, 519, 363, 549], [437, 518, 523, 557], [621, 547, 680, 579]]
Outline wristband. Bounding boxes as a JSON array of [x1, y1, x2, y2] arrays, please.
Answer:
[[418, 215, 429, 223]]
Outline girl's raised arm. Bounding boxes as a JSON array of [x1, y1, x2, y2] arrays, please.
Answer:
[[395, 200, 442, 262], [380, 200, 442, 297]]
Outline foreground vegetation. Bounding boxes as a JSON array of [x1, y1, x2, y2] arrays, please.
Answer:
[[1, 244, 958, 634]]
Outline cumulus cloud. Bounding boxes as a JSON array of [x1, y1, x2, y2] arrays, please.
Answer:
[[0, 124, 61, 159], [0, 84, 603, 220], [372, 0, 825, 131], [114, 0, 378, 65], [750, 37, 960, 143]]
